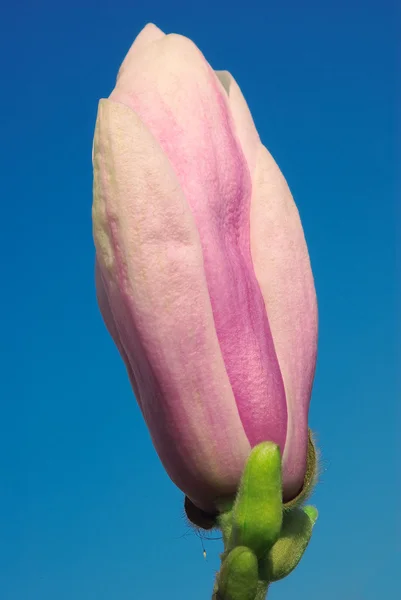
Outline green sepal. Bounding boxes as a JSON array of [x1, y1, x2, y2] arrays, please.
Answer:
[[259, 505, 317, 582], [216, 508, 234, 553], [184, 496, 217, 530], [283, 430, 318, 510], [216, 546, 258, 600], [231, 443, 282, 558], [303, 505, 318, 525]]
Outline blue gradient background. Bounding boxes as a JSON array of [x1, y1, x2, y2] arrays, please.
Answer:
[[0, 1, 398, 599]]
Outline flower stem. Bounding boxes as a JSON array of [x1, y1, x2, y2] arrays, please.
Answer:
[[207, 441, 317, 600], [255, 582, 269, 600]]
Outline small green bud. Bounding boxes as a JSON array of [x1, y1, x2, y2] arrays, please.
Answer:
[[260, 506, 316, 582], [231, 443, 282, 558], [217, 546, 258, 600]]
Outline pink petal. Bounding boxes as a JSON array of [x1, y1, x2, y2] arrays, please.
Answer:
[[109, 29, 287, 455], [92, 98, 250, 511], [250, 145, 318, 500], [217, 69, 318, 499]]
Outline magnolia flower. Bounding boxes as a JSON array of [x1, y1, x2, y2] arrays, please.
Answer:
[[92, 23, 318, 516]]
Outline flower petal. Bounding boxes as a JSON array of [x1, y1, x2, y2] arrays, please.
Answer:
[[250, 145, 318, 500], [214, 70, 260, 176], [95, 260, 143, 408], [93, 98, 250, 511], [109, 28, 287, 454], [217, 69, 318, 498]]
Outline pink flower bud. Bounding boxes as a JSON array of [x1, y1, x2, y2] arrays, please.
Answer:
[[92, 24, 318, 513]]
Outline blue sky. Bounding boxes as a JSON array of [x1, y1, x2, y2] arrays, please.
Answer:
[[0, 1, 398, 599]]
